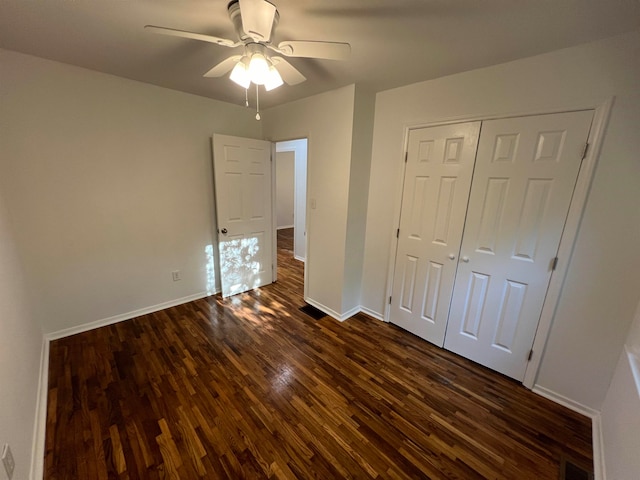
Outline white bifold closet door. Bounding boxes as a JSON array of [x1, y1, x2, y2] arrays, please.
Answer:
[[390, 110, 593, 381], [443, 111, 593, 380], [390, 122, 481, 347]]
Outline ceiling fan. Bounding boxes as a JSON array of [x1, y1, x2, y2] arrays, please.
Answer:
[[145, 0, 351, 92]]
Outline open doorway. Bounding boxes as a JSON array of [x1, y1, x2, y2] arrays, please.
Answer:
[[275, 139, 307, 262]]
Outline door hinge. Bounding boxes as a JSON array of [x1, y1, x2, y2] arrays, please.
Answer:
[[404, 151, 408, 163], [396, 228, 400, 238], [581, 142, 590, 160], [527, 349, 533, 362], [389, 296, 392, 305], [551, 256, 559, 271]]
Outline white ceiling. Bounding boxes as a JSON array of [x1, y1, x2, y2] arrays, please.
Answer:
[[1, 0, 639, 109]]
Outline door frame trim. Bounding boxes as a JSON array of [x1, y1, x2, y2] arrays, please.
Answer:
[[271, 142, 278, 283], [383, 98, 614, 389], [275, 139, 308, 263], [269, 136, 311, 302]]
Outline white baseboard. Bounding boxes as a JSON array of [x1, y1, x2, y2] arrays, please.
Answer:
[[301, 302, 389, 323], [340, 305, 361, 321], [304, 297, 342, 321], [29, 336, 49, 480], [293, 255, 306, 262], [303, 297, 356, 322], [532, 385, 599, 418], [45, 292, 210, 341], [591, 413, 606, 480], [276, 225, 294, 230], [300, 299, 389, 323], [359, 306, 385, 322]]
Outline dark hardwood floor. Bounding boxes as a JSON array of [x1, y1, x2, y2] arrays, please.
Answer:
[[45, 229, 592, 479], [277, 227, 294, 253]]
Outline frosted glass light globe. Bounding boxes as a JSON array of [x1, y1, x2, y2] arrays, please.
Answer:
[[229, 61, 251, 89], [264, 66, 284, 91], [248, 53, 270, 85]]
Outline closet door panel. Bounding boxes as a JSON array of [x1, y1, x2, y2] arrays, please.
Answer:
[[390, 122, 480, 346], [443, 110, 593, 380]]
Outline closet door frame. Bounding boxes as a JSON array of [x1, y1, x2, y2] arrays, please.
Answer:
[[383, 98, 614, 389]]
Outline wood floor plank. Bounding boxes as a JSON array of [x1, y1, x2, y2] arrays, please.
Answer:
[[44, 229, 593, 478]]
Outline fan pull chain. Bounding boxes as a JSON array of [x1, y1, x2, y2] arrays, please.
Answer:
[[245, 88, 249, 108], [255, 84, 261, 121]]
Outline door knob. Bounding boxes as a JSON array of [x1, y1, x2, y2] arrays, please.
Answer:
[[448, 254, 456, 260], [220, 228, 228, 234], [462, 256, 469, 263]]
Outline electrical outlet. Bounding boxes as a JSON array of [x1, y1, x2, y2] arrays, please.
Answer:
[[171, 270, 181, 282], [2, 444, 14, 480]]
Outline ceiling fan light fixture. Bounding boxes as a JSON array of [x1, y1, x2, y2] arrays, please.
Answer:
[[264, 66, 283, 91], [247, 53, 270, 85], [146, 0, 352, 94], [230, 60, 251, 89]]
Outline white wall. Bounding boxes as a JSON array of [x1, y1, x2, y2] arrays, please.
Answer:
[[275, 151, 295, 229], [276, 139, 308, 261], [625, 299, 640, 349], [0, 193, 43, 480], [362, 29, 640, 410], [0, 49, 260, 335], [600, 298, 640, 479], [343, 87, 375, 314], [263, 86, 356, 318]]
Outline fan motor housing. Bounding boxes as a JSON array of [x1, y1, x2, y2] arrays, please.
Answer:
[[227, 0, 279, 43]]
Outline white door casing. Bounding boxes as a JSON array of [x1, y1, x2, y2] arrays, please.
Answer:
[[212, 134, 274, 297], [390, 122, 481, 346], [443, 111, 593, 380], [275, 139, 308, 262]]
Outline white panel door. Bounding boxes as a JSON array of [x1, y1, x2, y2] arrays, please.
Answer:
[[212, 134, 273, 297], [443, 111, 593, 380], [390, 122, 481, 346]]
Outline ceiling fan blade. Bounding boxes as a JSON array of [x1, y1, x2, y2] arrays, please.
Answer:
[[239, 0, 276, 42], [270, 57, 306, 86], [276, 41, 351, 61], [203, 55, 243, 78], [144, 25, 240, 48]]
